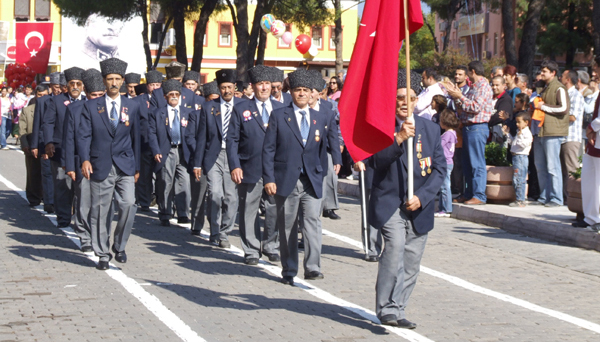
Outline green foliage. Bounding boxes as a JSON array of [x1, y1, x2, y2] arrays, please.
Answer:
[[570, 155, 582, 179], [485, 142, 511, 166], [416, 47, 472, 76], [51, 0, 141, 25], [398, 13, 436, 70], [271, 0, 333, 33]]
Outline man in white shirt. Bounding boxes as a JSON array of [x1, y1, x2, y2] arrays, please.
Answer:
[[413, 68, 445, 120]]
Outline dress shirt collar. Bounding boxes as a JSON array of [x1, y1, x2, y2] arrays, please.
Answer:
[[255, 97, 272, 113], [105, 93, 121, 111]]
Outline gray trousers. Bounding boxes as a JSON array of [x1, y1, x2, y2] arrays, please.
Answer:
[[275, 175, 322, 277], [50, 159, 74, 226], [190, 174, 208, 231], [376, 209, 428, 320], [24, 152, 43, 205], [206, 149, 238, 242], [321, 153, 339, 211], [560, 141, 581, 200], [361, 187, 382, 257], [41, 158, 54, 205], [155, 146, 190, 221], [73, 177, 92, 248], [90, 164, 137, 262], [136, 150, 154, 207], [238, 180, 278, 258]]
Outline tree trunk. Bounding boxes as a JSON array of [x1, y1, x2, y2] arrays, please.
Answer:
[[594, 0, 600, 53], [246, 0, 275, 73], [153, 16, 173, 70], [139, 0, 152, 71], [173, 8, 188, 68], [518, 0, 545, 78], [227, 0, 250, 81], [333, 0, 343, 74], [442, 19, 453, 51], [502, 0, 518, 67], [423, 14, 439, 53], [256, 30, 267, 65], [191, 0, 219, 72], [565, 2, 575, 69]]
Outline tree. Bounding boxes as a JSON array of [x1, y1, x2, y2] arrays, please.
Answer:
[[517, 0, 545, 78], [502, 0, 518, 67], [422, 0, 464, 52], [191, 0, 220, 72], [398, 20, 436, 70], [594, 0, 600, 53]]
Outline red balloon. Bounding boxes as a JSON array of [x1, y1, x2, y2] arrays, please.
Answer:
[[32, 81, 37, 88], [295, 34, 312, 55], [10, 82, 17, 89]]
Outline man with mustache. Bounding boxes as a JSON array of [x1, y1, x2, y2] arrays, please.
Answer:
[[42, 67, 86, 228], [190, 69, 244, 248]]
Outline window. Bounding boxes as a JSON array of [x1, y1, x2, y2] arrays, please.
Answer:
[[484, 34, 489, 52], [311, 26, 323, 49], [150, 23, 164, 44], [494, 33, 498, 55], [329, 25, 342, 51], [278, 24, 292, 49], [35, 0, 51, 20], [14, 0, 30, 20], [219, 22, 232, 47]]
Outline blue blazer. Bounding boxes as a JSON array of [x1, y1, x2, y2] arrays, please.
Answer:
[[314, 101, 343, 166], [31, 95, 51, 151], [262, 104, 328, 198], [368, 116, 446, 234], [133, 93, 152, 152], [226, 99, 286, 184], [61, 100, 86, 180], [190, 97, 245, 172], [77, 96, 141, 181], [43, 93, 86, 162], [148, 105, 195, 173], [270, 92, 292, 107], [149, 87, 198, 112]]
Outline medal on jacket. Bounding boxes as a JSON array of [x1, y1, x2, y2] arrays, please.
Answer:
[[315, 129, 320, 142], [419, 158, 426, 177], [416, 134, 422, 159], [166, 117, 169, 126], [425, 157, 432, 174]]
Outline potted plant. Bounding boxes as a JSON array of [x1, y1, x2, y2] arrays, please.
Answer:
[[485, 142, 517, 203]]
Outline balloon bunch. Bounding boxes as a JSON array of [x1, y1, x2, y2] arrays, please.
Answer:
[[260, 14, 318, 58], [4, 63, 36, 89]]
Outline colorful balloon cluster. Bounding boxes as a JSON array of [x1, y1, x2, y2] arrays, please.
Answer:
[[260, 14, 318, 58], [4, 63, 36, 89]]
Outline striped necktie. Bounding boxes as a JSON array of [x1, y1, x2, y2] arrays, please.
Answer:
[[223, 103, 231, 140]]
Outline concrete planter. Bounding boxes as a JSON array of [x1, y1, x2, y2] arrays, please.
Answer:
[[486, 165, 516, 203], [567, 177, 582, 215]]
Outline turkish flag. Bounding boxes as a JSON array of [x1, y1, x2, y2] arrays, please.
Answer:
[[339, 0, 423, 162], [15, 22, 54, 73]]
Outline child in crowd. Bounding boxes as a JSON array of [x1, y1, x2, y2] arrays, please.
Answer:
[[430, 94, 447, 126], [503, 111, 533, 207], [435, 109, 460, 218]]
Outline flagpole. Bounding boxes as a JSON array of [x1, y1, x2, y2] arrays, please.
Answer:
[[404, 0, 414, 200]]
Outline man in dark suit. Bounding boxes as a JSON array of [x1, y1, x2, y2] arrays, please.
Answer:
[[149, 62, 198, 112], [125, 72, 141, 98], [43, 67, 86, 228], [191, 69, 243, 248], [369, 70, 445, 329], [148, 79, 194, 226], [78, 57, 141, 270], [227, 65, 285, 265], [134, 70, 163, 211], [63, 68, 106, 253], [262, 69, 331, 285], [270, 68, 292, 106]]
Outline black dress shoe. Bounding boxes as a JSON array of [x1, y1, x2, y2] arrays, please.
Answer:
[[29, 202, 41, 207], [298, 241, 304, 249], [81, 245, 93, 253], [219, 240, 231, 248], [572, 220, 589, 228], [96, 261, 109, 270], [191, 229, 201, 236], [57, 223, 71, 228], [160, 219, 170, 227], [365, 255, 379, 262], [112, 246, 127, 263], [397, 319, 417, 329], [44, 204, 54, 213], [304, 271, 324, 280], [264, 252, 280, 262], [327, 210, 341, 220], [140, 206, 150, 212], [379, 314, 399, 326], [244, 258, 259, 265], [281, 276, 294, 285], [177, 217, 190, 224]]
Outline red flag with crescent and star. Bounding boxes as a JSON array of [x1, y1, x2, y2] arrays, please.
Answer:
[[15, 22, 54, 73], [339, 0, 423, 162]]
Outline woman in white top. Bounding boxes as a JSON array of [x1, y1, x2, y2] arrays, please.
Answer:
[[0, 87, 12, 149]]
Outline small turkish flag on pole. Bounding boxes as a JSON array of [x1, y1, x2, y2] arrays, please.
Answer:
[[338, 0, 423, 163], [15, 22, 54, 73]]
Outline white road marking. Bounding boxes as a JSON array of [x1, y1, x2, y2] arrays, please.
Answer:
[[0, 173, 206, 342], [321, 229, 600, 334]]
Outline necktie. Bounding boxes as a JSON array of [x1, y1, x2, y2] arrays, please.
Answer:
[[300, 110, 309, 146], [261, 102, 269, 125], [110, 101, 118, 134], [171, 108, 181, 145], [223, 103, 231, 140]]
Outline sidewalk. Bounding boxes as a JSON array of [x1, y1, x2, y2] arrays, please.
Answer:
[[338, 178, 600, 252]]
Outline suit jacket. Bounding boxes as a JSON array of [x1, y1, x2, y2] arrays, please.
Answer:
[[62, 100, 87, 180], [148, 105, 195, 172], [149, 87, 199, 112], [270, 92, 292, 107], [77, 96, 141, 181], [43, 93, 86, 162], [313, 100, 343, 166], [31, 95, 51, 151], [368, 116, 445, 234], [19, 103, 36, 150], [262, 104, 329, 198], [133, 93, 152, 152], [190, 97, 245, 172], [226, 99, 286, 184]]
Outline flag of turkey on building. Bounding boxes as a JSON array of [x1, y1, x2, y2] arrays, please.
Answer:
[[339, 0, 423, 162], [15, 22, 53, 73]]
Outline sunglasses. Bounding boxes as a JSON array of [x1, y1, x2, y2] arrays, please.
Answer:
[[397, 95, 417, 102]]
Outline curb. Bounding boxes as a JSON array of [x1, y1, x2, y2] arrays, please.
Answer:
[[337, 179, 600, 252]]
